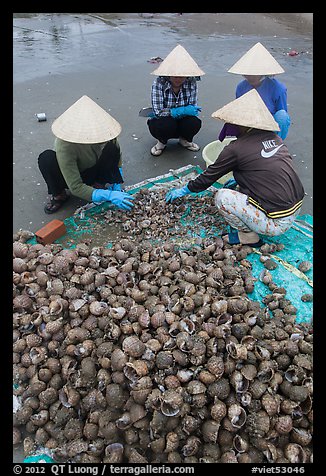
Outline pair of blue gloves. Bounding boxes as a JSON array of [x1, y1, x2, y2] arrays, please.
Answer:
[[170, 105, 201, 119], [92, 167, 135, 211]]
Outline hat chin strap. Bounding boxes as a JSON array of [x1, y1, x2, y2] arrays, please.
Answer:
[[237, 125, 253, 136]]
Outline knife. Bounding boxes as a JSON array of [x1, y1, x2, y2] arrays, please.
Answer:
[[138, 107, 154, 117]]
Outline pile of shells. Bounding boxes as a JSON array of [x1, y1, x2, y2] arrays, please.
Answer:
[[99, 188, 227, 245], [13, 227, 313, 463]]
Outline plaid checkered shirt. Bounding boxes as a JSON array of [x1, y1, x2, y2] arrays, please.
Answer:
[[151, 76, 198, 117]]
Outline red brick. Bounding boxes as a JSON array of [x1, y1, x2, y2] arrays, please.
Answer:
[[35, 219, 66, 245]]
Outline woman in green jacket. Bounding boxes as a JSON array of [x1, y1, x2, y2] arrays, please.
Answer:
[[38, 95, 134, 214]]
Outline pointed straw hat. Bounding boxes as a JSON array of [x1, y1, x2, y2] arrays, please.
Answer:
[[211, 89, 280, 131], [51, 95, 122, 144], [151, 44, 205, 77], [228, 42, 285, 75]]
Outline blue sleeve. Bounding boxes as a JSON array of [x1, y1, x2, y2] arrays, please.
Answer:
[[236, 80, 251, 98], [260, 78, 288, 114], [274, 80, 288, 112], [236, 78, 288, 114]]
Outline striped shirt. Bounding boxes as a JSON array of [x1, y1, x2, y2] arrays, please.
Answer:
[[151, 76, 198, 117]]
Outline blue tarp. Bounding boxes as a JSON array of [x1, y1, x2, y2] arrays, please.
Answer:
[[246, 214, 313, 324], [27, 166, 313, 324]]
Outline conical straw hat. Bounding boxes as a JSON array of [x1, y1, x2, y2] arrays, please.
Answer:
[[51, 95, 122, 144], [211, 89, 280, 131], [151, 44, 205, 77], [228, 42, 285, 75]]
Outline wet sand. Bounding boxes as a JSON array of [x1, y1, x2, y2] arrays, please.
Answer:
[[12, 12, 312, 463], [13, 12, 312, 234]]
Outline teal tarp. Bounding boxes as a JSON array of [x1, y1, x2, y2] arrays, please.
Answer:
[[246, 214, 313, 324], [27, 166, 313, 323]]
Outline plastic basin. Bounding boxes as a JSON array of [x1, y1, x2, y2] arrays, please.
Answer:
[[202, 137, 236, 184]]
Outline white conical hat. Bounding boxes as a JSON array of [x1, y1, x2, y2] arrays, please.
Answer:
[[151, 44, 205, 77], [228, 42, 285, 75], [51, 95, 122, 144], [211, 89, 280, 131]]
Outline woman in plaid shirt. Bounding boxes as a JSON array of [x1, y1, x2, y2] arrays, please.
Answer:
[[148, 45, 205, 156]]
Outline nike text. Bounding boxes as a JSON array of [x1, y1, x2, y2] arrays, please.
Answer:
[[262, 140, 277, 149]]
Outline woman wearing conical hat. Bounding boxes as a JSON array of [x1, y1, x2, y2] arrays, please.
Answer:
[[165, 90, 304, 247], [38, 95, 134, 214], [219, 42, 290, 142], [148, 44, 205, 156]]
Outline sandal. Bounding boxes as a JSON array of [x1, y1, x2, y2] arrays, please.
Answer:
[[44, 194, 70, 214], [222, 228, 264, 248], [151, 142, 166, 156], [179, 138, 200, 151]]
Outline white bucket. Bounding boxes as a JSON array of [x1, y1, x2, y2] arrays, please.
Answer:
[[202, 137, 236, 184]]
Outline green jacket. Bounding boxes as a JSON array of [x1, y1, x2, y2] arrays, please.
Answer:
[[55, 138, 122, 201]]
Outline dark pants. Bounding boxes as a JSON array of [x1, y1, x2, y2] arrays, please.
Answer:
[[147, 116, 201, 144], [38, 143, 122, 196]]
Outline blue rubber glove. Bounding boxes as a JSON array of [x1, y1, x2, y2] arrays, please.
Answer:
[[170, 105, 201, 119], [223, 178, 237, 190], [106, 167, 123, 191], [92, 189, 135, 210], [112, 183, 122, 191], [107, 183, 122, 191], [165, 185, 191, 203]]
